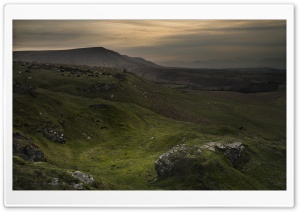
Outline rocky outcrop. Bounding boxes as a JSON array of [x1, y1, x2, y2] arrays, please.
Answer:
[[69, 171, 94, 184], [201, 142, 245, 168], [154, 144, 202, 178], [74, 183, 84, 190], [49, 178, 59, 186], [43, 128, 66, 144], [13, 133, 46, 162], [23, 145, 46, 161], [215, 142, 245, 168]]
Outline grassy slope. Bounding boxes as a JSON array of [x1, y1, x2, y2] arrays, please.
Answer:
[[13, 62, 286, 190]]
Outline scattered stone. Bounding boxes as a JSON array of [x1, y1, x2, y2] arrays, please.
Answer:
[[154, 144, 202, 178], [69, 171, 94, 184], [49, 178, 59, 186], [43, 128, 66, 144], [74, 183, 84, 190]]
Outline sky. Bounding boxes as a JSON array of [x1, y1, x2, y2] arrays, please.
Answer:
[[13, 20, 286, 69]]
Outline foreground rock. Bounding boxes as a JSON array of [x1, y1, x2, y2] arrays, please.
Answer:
[[154, 144, 202, 178], [215, 142, 245, 168], [202, 141, 245, 168], [69, 171, 94, 184], [68, 171, 94, 190], [13, 133, 46, 162]]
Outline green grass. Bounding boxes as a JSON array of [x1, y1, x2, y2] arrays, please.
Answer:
[[13, 62, 286, 190]]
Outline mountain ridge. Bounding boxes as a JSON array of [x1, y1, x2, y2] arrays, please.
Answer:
[[13, 47, 163, 74]]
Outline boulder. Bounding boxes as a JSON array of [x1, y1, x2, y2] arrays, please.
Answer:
[[23, 145, 46, 161], [154, 144, 202, 178], [13, 133, 46, 162], [215, 142, 245, 168], [74, 183, 84, 190]]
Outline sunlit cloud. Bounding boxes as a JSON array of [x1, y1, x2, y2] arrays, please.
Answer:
[[13, 20, 286, 68]]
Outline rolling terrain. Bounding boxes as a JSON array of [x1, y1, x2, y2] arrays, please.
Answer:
[[14, 47, 286, 93], [12, 59, 286, 190]]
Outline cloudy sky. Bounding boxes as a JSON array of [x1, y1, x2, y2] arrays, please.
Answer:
[[13, 20, 286, 69]]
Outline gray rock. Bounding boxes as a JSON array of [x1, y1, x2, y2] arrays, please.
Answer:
[[69, 171, 94, 184], [215, 142, 245, 168], [43, 128, 66, 144], [154, 144, 202, 178], [49, 178, 59, 186], [74, 183, 84, 190], [24, 145, 46, 161], [13, 133, 46, 162]]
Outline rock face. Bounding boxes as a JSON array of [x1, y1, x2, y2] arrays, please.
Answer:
[[215, 142, 245, 168], [154, 144, 202, 178], [13, 133, 46, 162]]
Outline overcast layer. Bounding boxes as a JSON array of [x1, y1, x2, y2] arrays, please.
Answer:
[[13, 20, 286, 69]]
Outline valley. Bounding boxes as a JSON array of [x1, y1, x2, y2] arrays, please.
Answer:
[[12, 59, 286, 190]]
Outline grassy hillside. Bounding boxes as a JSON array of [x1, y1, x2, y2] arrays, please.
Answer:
[[12, 62, 286, 190]]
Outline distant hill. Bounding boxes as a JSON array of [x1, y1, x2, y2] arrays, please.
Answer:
[[13, 47, 163, 75], [14, 47, 286, 92]]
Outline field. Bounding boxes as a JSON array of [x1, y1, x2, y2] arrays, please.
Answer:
[[12, 61, 286, 190]]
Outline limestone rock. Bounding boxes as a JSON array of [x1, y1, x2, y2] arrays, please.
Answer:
[[215, 142, 245, 168], [13, 133, 46, 162], [23, 145, 46, 161], [74, 183, 84, 190], [43, 128, 66, 144], [154, 144, 202, 178], [49, 178, 59, 186], [69, 171, 94, 184]]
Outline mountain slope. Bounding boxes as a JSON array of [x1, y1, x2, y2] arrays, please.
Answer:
[[13, 61, 286, 190], [13, 47, 162, 74]]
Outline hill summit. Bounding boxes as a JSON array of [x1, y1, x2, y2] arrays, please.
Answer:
[[13, 47, 162, 72]]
